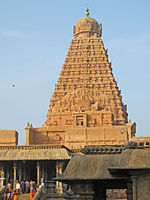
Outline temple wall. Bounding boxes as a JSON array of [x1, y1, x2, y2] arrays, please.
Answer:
[[131, 136, 150, 146], [136, 173, 150, 200], [0, 130, 18, 146], [25, 124, 132, 149], [65, 126, 131, 149], [26, 127, 65, 145]]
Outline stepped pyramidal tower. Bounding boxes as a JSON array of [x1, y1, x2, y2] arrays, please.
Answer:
[[25, 9, 136, 149]]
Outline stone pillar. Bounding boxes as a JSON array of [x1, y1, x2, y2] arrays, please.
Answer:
[[6, 165, 9, 185], [96, 188, 106, 200], [59, 164, 63, 193], [56, 162, 59, 191], [13, 163, 17, 189], [126, 181, 133, 200], [56, 161, 63, 194], [41, 162, 44, 181], [9, 167, 13, 185], [132, 175, 137, 200], [25, 122, 32, 145], [45, 162, 48, 181], [127, 120, 132, 141], [0, 165, 5, 188], [36, 162, 40, 186], [19, 163, 22, 182]]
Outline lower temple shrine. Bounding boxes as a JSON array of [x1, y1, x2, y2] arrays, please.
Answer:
[[0, 8, 149, 200]]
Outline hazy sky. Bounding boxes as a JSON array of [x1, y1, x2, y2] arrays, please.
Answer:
[[0, 0, 150, 144]]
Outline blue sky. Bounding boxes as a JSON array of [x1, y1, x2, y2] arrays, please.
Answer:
[[0, 0, 150, 144]]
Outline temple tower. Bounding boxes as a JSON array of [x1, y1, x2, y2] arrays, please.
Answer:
[[26, 9, 136, 149]]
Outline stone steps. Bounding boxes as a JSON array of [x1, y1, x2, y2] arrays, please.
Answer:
[[19, 193, 30, 200]]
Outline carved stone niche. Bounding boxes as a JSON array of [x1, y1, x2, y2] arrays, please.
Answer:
[[88, 118, 96, 127], [65, 119, 74, 125], [74, 113, 87, 127], [101, 111, 113, 127]]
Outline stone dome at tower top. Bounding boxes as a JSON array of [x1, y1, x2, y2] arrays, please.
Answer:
[[73, 8, 102, 38]]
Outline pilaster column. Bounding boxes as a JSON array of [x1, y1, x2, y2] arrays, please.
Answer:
[[36, 162, 40, 186], [13, 163, 17, 189], [132, 175, 137, 200]]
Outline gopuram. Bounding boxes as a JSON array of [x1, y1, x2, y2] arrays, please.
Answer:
[[0, 8, 150, 200], [25, 8, 135, 150]]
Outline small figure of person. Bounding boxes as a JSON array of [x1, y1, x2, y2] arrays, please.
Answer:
[[10, 190, 14, 200], [25, 180, 29, 193], [29, 192, 33, 200], [30, 180, 33, 193], [7, 192, 11, 200], [40, 178, 44, 188], [33, 188, 37, 197], [20, 181, 25, 194], [2, 192, 7, 200], [41, 181, 44, 187], [13, 191, 18, 200], [7, 182, 11, 193], [16, 182, 20, 194], [14, 181, 18, 190]]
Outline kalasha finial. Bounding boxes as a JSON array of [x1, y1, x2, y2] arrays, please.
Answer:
[[86, 8, 89, 17]]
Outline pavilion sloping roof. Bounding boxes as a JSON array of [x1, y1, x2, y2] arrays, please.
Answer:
[[0, 145, 71, 161], [113, 148, 150, 169], [57, 154, 121, 180], [57, 148, 150, 181]]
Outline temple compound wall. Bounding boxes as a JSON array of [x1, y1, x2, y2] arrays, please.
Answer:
[[0, 130, 18, 146]]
